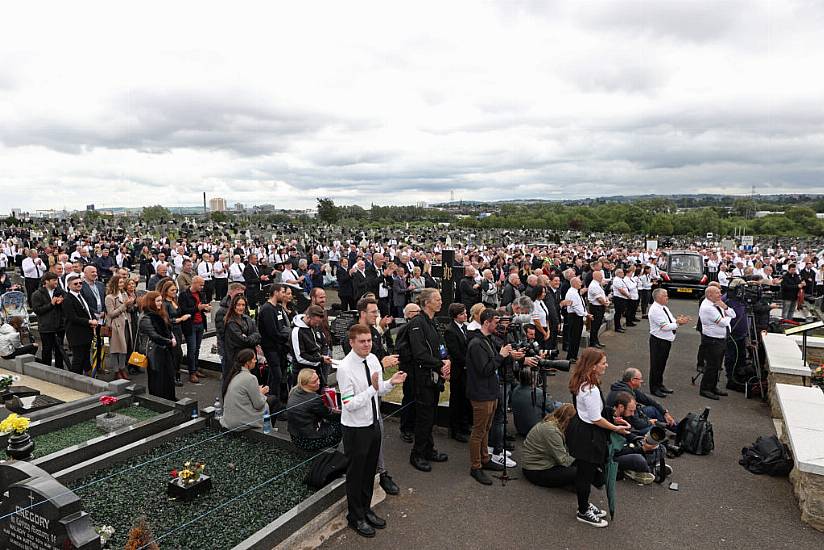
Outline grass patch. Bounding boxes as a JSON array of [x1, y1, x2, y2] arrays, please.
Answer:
[[71, 428, 314, 550], [32, 405, 159, 459]]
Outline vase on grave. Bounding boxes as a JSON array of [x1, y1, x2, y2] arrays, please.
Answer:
[[6, 432, 34, 461]]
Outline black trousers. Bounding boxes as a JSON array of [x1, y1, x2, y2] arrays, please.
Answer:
[[24, 277, 39, 303], [203, 280, 215, 303], [648, 336, 672, 391], [69, 343, 91, 374], [214, 278, 228, 301], [561, 311, 570, 350], [378, 297, 390, 317], [523, 465, 577, 488], [448, 369, 471, 436], [339, 295, 355, 311], [575, 459, 599, 514], [548, 321, 559, 352], [262, 349, 284, 414], [342, 423, 381, 523], [613, 298, 626, 330], [699, 336, 726, 392], [566, 315, 584, 361], [412, 368, 439, 459], [626, 299, 639, 323], [589, 305, 605, 346], [400, 368, 416, 434], [640, 289, 652, 316], [40, 331, 65, 369]]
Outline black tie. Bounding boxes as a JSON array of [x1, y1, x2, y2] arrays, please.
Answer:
[[663, 306, 676, 334], [363, 359, 379, 425]]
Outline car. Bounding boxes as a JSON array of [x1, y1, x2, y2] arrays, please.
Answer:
[[659, 251, 708, 297]]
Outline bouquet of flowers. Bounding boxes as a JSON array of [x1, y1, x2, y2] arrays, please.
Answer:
[[0, 413, 30, 435], [0, 374, 19, 392], [171, 461, 206, 486], [96, 525, 115, 546], [99, 395, 119, 417]]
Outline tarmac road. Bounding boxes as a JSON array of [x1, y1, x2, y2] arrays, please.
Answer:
[[320, 297, 824, 550]]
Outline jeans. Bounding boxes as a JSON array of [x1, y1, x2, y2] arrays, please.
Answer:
[[781, 300, 796, 321], [523, 465, 577, 488], [186, 323, 204, 375]]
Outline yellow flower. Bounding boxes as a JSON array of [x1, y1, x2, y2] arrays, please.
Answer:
[[0, 413, 30, 434]]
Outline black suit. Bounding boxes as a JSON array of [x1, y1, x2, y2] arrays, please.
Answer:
[[31, 286, 66, 369], [544, 288, 562, 351], [444, 322, 471, 437], [351, 270, 368, 303], [459, 277, 480, 310], [63, 292, 94, 374], [336, 268, 355, 310], [243, 263, 263, 307]]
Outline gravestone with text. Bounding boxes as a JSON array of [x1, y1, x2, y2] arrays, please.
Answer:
[[0, 462, 100, 550]]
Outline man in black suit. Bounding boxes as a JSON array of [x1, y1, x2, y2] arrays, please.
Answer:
[[242, 253, 268, 311], [443, 303, 472, 443], [336, 258, 355, 310], [79, 265, 106, 317], [543, 273, 565, 353], [31, 272, 66, 368], [63, 273, 97, 374], [500, 273, 521, 310], [351, 259, 369, 303], [459, 267, 481, 311]]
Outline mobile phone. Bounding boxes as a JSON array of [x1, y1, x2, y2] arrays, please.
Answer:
[[669, 482, 679, 491]]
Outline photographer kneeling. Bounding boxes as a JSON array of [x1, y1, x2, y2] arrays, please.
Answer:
[[606, 368, 676, 436], [522, 404, 578, 489], [607, 391, 670, 485]]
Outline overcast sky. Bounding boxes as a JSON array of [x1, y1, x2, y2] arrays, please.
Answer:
[[1, 0, 822, 212]]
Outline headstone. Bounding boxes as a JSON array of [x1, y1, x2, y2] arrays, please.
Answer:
[[330, 311, 358, 346], [0, 462, 100, 550]]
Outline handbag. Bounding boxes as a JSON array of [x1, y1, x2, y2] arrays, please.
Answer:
[[128, 350, 148, 369], [100, 325, 112, 338]]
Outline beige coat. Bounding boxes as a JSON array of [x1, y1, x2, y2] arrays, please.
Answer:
[[105, 292, 133, 354]]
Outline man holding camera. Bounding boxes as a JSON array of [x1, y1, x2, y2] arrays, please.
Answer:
[[466, 308, 510, 485]]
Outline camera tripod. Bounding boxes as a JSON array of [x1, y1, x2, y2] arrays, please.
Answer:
[[741, 311, 767, 400], [495, 362, 517, 485]]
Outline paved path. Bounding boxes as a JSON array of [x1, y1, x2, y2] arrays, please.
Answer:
[[320, 298, 824, 550]]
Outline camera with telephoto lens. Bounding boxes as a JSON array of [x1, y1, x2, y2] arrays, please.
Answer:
[[728, 278, 773, 308], [516, 339, 571, 372]]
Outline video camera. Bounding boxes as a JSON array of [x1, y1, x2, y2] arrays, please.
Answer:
[[728, 279, 774, 308], [512, 338, 572, 372]]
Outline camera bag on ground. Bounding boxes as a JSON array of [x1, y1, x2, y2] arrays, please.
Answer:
[[739, 435, 793, 476], [675, 407, 714, 455], [305, 450, 349, 489]]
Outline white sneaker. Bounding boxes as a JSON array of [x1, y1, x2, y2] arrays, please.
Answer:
[[577, 509, 608, 528], [588, 503, 608, 519], [490, 453, 516, 468], [488, 447, 512, 458]]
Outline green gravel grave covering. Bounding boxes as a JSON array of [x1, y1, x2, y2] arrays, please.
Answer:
[[70, 428, 315, 550], [31, 406, 159, 459]]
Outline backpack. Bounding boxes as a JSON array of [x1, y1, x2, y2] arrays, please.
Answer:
[[739, 435, 793, 476], [305, 450, 349, 489], [676, 408, 714, 455]]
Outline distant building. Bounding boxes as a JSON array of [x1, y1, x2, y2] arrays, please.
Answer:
[[755, 211, 784, 218], [234, 203, 245, 212], [86, 204, 95, 211], [209, 197, 227, 212]]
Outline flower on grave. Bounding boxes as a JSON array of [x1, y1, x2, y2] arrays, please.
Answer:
[[95, 525, 115, 544], [0, 375, 19, 392], [100, 395, 118, 417], [0, 413, 30, 435], [174, 461, 206, 485], [812, 364, 824, 389]]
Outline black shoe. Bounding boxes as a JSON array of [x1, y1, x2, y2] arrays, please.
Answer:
[[726, 381, 746, 393], [615, 328, 626, 333], [626, 322, 637, 327], [482, 460, 504, 472], [660, 386, 674, 394], [379, 472, 399, 495], [428, 451, 448, 462], [700, 390, 720, 400], [666, 443, 683, 458], [410, 455, 432, 472], [348, 519, 376, 538], [651, 389, 668, 398], [713, 387, 728, 396], [127, 366, 141, 375], [400, 431, 414, 443], [365, 510, 386, 529], [594, 343, 606, 349], [450, 432, 469, 443], [471, 468, 493, 485]]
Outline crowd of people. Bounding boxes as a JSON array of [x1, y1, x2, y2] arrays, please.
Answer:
[[2, 218, 824, 535]]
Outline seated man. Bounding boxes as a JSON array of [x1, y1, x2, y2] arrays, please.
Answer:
[[0, 317, 38, 360], [287, 368, 341, 451], [511, 367, 564, 437], [606, 367, 676, 435], [608, 392, 671, 485]]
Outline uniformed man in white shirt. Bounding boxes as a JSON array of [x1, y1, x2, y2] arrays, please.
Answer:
[[647, 289, 690, 397], [697, 285, 735, 400], [565, 277, 590, 362], [22, 249, 45, 301], [586, 271, 609, 349], [338, 324, 406, 538]]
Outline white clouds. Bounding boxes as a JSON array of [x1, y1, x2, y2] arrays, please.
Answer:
[[0, 0, 822, 212]]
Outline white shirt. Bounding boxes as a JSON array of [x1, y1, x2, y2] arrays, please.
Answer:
[[22, 257, 45, 279], [337, 351, 394, 428], [197, 261, 213, 280], [699, 299, 736, 339], [625, 276, 639, 300], [532, 299, 549, 328], [587, 279, 608, 305], [611, 276, 629, 298], [213, 260, 228, 279], [565, 287, 587, 317], [229, 262, 245, 282], [718, 271, 729, 287], [648, 302, 677, 342], [576, 384, 603, 424]]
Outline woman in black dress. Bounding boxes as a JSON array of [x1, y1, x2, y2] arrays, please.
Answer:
[[138, 291, 177, 401], [223, 294, 261, 376], [158, 279, 189, 386]]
